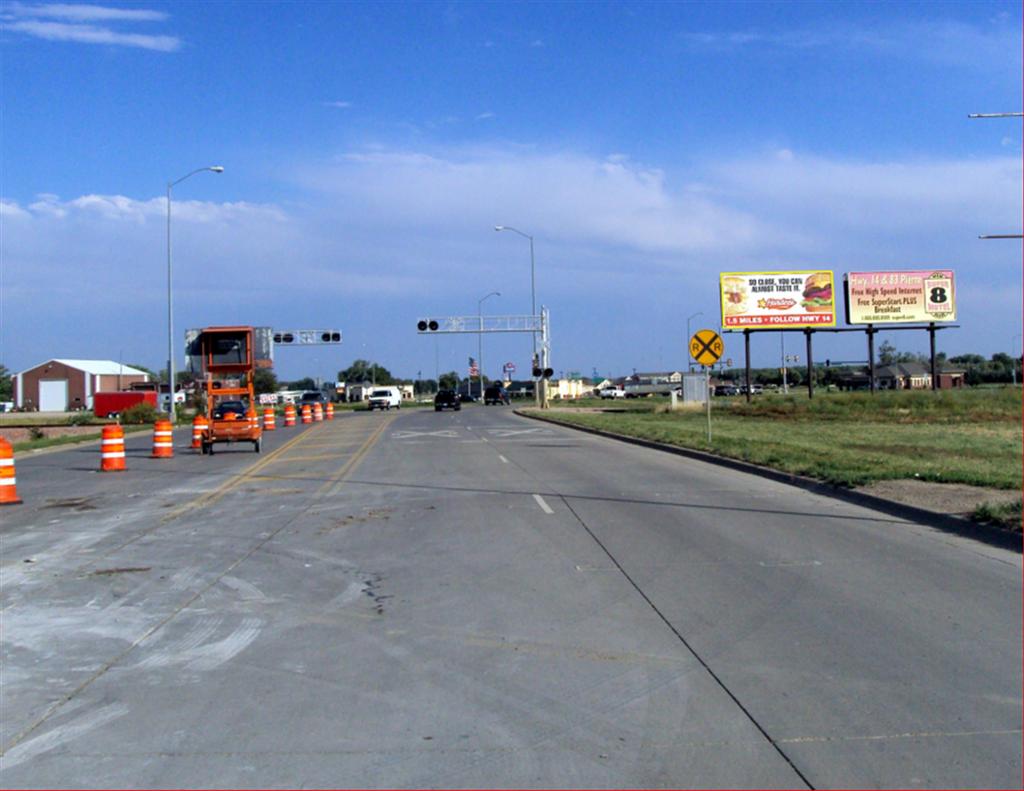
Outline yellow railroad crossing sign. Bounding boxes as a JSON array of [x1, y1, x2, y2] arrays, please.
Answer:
[[690, 329, 724, 367]]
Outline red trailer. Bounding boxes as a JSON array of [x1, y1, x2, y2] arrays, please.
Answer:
[[93, 391, 158, 418]]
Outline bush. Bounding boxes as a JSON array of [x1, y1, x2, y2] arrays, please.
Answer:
[[66, 411, 95, 426], [120, 402, 159, 424]]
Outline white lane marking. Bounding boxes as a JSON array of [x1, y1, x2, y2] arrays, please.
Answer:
[[391, 430, 459, 439], [533, 494, 555, 514], [498, 455, 509, 464], [488, 428, 551, 437]]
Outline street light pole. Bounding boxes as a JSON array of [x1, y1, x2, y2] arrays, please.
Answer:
[[686, 311, 703, 372], [478, 291, 500, 401], [167, 165, 223, 423], [495, 225, 537, 404]]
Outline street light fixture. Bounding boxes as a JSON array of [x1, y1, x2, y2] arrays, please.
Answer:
[[166, 165, 223, 423], [478, 291, 500, 400]]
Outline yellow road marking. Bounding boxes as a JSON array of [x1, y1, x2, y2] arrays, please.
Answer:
[[273, 453, 352, 463], [160, 428, 315, 523], [316, 413, 396, 498]]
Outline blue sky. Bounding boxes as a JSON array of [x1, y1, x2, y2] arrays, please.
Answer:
[[2, 0, 1021, 383]]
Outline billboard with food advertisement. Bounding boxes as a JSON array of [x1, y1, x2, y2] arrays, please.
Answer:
[[845, 270, 956, 325], [720, 271, 836, 329]]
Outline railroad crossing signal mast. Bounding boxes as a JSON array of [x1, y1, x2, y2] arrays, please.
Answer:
[[417, 309, 552, 407]]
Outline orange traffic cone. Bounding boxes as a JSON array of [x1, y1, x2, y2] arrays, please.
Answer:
[[100, 424, 126, 472], [0, 437, 22, 505], [263, 408, 276, 431], [192, 414, 208, 450], [284, 404, 296, 427], [301, 405, 312, 424], [325, 402, 334, 420], [313, 403, 323, 422], [151, 419, 174, 458]]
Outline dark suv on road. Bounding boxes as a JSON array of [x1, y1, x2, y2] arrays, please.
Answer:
[[434, 390, 461, 411], [300, 391, 328, 406], [484, 385, 510, 405]]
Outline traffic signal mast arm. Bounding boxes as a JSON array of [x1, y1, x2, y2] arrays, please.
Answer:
[[416, 315, 541, 334], [273, 330, 342, 344]]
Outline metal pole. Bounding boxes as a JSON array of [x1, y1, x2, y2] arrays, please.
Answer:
[[165, 166, 222, 425], [686, 312, 703, 372], [781, 332, 788, 394], [867, 326, 876, 395], [805, 329, 814, 400], [478, 312, 483, 401], [929, 323, 937, 391], [166, 181, 173, 422], [705, 365, 711, 444], [744, 330, 752, 404]]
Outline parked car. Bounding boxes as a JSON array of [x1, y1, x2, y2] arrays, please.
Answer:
[[434, 390, 461, 411], [368, 386, 402, 410], [713, 385, 739, 397], [300, 391, 328, 406], [599, 387, 626, 399], [484, 385, 510, 405]]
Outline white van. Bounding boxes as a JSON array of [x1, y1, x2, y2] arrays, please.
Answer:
[[367, 386, 402, 411]]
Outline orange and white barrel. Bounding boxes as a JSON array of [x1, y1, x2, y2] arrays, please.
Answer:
[[151, 419, 174, 458], [301, 405, 312, 424], [0, 437, 22, 505], [263, 408, 276, 431], [246, 409, 259, 432], [325, 403, 334, 420], [192, 415, 208, 450], [313, 403, 324, 422], [284, 404, 297, 427], [100, 424, 126, 472]]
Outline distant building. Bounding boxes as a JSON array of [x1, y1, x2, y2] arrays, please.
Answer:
[[13, 359, 151, 411], [836, 362, 966, 391]]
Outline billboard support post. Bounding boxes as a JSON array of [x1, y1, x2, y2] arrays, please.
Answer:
[[867, 325, 876, 395], [929, 322, 937, 392], [805, 329, 815, 400], [744, 330, 752, 404]]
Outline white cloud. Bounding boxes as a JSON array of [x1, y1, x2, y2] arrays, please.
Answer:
[[475, 112, 496, 121], [681, 17, 1022, 72], [323, 101, 353, 109], [307, 147, 780, 256], [2, 4, 179, 51], [3, 144, 1020, 377], [5, 3, 167, 22]]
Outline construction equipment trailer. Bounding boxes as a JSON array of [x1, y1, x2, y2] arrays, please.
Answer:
[[191, 326, 262, 455]]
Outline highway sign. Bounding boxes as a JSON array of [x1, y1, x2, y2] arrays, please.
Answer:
[[690, 329, 724, 366]]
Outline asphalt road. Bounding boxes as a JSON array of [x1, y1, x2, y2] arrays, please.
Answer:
[[1, 406, 1020, 788]]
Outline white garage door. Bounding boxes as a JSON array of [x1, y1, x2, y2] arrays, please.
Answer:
[[39, 379, 69, 411]]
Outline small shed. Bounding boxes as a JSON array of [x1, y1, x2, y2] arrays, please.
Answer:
[[14, 359, 151, 411]]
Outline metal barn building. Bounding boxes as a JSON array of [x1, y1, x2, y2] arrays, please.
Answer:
[[13, 359, 151, 412]]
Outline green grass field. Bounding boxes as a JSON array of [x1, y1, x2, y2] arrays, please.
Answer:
[[531, 388, 1022, 490]]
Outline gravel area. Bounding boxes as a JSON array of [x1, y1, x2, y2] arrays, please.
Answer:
[[855, 478, 1021, 517]]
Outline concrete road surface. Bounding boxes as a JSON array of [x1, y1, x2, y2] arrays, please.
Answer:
[[1, 406, 1020, 788]]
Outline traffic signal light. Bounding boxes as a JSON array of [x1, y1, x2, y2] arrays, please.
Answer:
[[321, 331, 341, 343], [273, 332, 295, 344], [417, 319, 440, 332], [532, 367, 555, 379]]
